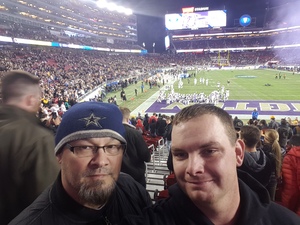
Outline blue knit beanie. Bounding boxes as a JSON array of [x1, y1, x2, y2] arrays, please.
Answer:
[[54, 102, 126, 155]]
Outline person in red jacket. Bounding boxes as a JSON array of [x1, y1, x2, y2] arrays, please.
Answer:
[[135, 118, 145, 134], [281, 135, 300, 215]]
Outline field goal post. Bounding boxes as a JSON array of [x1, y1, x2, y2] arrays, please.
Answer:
[[210, 50, 230, 66]]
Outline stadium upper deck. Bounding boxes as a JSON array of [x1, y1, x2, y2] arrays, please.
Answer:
[[0, 0, 137, 43], [166, 1, 300, 55]]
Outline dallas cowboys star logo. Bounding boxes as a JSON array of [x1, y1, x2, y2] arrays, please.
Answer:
[[80, 113, 106, 128]]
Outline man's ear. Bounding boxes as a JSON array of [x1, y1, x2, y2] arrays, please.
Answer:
[[26, 94, 38, 109], [235, 139, 245, 167], [56, 152, 63, 164]]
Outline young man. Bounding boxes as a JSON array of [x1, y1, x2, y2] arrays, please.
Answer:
[[239, 125, 273, 196], [124, 104, 300, 225], [9, 102, 152, 224], [0, 70, 59, 224]]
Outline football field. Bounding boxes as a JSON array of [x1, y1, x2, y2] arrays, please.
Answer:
[[105, 68, 300, 120]]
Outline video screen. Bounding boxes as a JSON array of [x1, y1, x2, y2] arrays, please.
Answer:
[[165, 10, 227, 30]]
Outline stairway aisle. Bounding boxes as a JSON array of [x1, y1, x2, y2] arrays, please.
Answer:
[[145, 144, 170, 201]]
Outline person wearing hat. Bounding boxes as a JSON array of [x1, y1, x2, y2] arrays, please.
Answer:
[[292, 121, 300, 135], [9, 102, 152, 225], [268, 116, 279, 130]]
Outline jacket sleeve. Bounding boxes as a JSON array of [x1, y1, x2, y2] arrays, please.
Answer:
[[281, 153, 299, 212]]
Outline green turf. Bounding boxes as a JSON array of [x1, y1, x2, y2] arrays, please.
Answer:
[[104, 69, 300, 111]]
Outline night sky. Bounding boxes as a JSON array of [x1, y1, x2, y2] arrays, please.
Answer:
[[115, 0, 297, 52]]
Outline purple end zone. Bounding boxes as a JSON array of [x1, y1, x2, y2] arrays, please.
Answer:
[[146, 100, 300, 117]]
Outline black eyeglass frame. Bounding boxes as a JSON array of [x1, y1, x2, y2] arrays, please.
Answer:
[[65, 143, 126, 157]]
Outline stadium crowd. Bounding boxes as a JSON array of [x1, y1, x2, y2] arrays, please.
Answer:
[[1, 48, 300, 225], [1, 0, 300, 224]]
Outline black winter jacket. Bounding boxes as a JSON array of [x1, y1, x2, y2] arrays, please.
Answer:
[[121, 123, 151, 187], [9, 173, 152, 225], [123, 171, 300, 225]]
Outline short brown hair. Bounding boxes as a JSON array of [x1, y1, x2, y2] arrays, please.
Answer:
[[1, 70, 40, 103], [119, 107, 131, 118], [173, 104, 237, 145], [240, 125, 261, 148]]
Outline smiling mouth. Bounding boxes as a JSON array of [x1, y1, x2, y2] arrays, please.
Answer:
[[187, 180, 212, 185]]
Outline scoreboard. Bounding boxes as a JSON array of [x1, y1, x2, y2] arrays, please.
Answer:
[[165, 10, 227, 31]]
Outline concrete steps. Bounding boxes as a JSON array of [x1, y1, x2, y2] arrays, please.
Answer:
[[145, 146, 170, 200]]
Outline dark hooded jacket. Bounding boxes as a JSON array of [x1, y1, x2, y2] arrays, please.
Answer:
[[122, 171, 300, 225], [239, 149, 273, 187]]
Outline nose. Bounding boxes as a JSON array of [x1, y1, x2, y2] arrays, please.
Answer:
[[186, 154, 204, 176], [90, 148, 109, 167]]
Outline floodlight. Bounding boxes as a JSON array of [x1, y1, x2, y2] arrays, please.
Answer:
[[116, 6, 125, 13], [96, 0, 107, 8], [124, 8, 132, 15]]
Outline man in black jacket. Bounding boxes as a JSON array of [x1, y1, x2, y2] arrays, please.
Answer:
[[119, 107, 151, 187], [9, 102, 152, 225], [277, 118, 293, 150], [156, 114, 167, 136], [123, 104, 300, 225]]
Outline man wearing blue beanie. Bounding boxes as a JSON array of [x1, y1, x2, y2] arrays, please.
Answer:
[[9, 102, 152, 225]]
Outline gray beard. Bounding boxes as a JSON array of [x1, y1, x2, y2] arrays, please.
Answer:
[[78, 179, 116, 207]]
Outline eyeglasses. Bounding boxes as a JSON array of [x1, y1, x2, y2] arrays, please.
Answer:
[[66, 143, 126, 158]]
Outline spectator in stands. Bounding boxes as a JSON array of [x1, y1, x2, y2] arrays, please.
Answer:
[[9, 102, 152, 224], [135, 118, 145, 134], [247, 118, 254, 126], [239, 126, 273, 193], [292, 121, 300, 135], [268, 115, 279, 129], [123, 104, 300, 225], [281, 135, 300, 215], [258, 119, 269, 133], [233, 116, 243, 132], [0, 70, 59, 224], [164, 116, 173, 152], [130, 116, 137, 126], [136, 112, 143, 121], [149, 112, 157, 124], [262, 129, 283, 201], [156, 114, 167, 136], [149, 119, 157, 138], [143, 113, 150, 131], [119, 107, 151, 188], [277, 118, 293, 150], [292, 117, 299, 126]]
